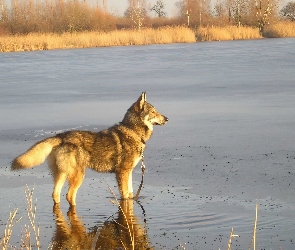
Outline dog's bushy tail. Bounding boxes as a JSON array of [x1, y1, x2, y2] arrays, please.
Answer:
[[11, 137, 62, 170]]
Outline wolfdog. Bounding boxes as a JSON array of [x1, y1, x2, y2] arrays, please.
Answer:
[[11, 92, 168, 206]]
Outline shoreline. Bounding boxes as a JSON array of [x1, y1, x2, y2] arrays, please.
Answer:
[[1, 23, 294, 53], [0, 26, 196, 52]]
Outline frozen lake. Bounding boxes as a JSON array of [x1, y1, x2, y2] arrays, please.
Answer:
[[1, 38, 295, 249]]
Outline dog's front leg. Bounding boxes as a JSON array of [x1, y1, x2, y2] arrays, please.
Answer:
[[128, 171, 133, 198], [116, 170, 132, 199]]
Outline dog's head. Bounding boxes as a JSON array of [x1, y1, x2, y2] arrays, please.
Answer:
[[133, 92, 168, 131]]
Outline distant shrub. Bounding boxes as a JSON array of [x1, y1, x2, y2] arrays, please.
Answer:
[[1, 0, 116, 34], [262, 21, 295, 38]]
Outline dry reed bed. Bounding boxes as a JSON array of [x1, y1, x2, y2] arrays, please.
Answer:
[[0, 26, 196, 52], [196, 22, 295, 41], [196, 25, 262, 41], [1, 22, 294, 52], [262, 22, 295, 38]]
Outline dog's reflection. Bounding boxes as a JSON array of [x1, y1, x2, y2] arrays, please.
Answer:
[[51, 200, 151, 250]]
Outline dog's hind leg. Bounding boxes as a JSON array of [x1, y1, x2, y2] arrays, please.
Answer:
[[66, 171, 85, 207], [52, 172, 67, 204], [49, 155, 67, 204]]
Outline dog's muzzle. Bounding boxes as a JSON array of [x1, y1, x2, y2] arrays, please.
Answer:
[[161, 116, 168, 125]]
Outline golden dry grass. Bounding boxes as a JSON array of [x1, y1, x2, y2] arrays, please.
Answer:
[[0, 26, 196, 52], [262, 21, 295, 38], [196, 25, 262, 41], [0, 186, 40, 249]]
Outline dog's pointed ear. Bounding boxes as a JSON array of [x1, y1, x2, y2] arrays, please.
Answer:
[[134, 92, 146, 112]]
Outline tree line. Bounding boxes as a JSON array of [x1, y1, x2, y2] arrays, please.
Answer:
[[0, 0, 294, 35], [175, 0, 278, 32], [0, 0, 116, 34]]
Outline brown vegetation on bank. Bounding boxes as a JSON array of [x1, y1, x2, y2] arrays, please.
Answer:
[[0, 0, 294, 34], [1, 21, 295, 52], [0, 0, 295, 52], [262, 21, 295, 38], [195, 21, 295, 41], [0, 26, 196, 52], [196, 25, 262, 41]]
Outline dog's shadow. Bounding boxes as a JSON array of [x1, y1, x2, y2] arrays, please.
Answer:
[[51, 200, 151, 250]]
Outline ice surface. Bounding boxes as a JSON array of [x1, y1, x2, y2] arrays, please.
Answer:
[[1, 38, 295, 249]]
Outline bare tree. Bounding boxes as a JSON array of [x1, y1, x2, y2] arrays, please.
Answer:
[[125, 0, 147, 29], [212, 0, 278, 27], [255, 0, 274, 33], [230, 0, 248, 26], [213, 0, 229, 25], [150, 0, 166, 17], [175, 0, 211, 27], [280, 1, 295, 21], [0, 0, 8, 22]]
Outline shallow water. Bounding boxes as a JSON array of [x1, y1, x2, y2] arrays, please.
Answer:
[[1, 38, 295, 249]]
